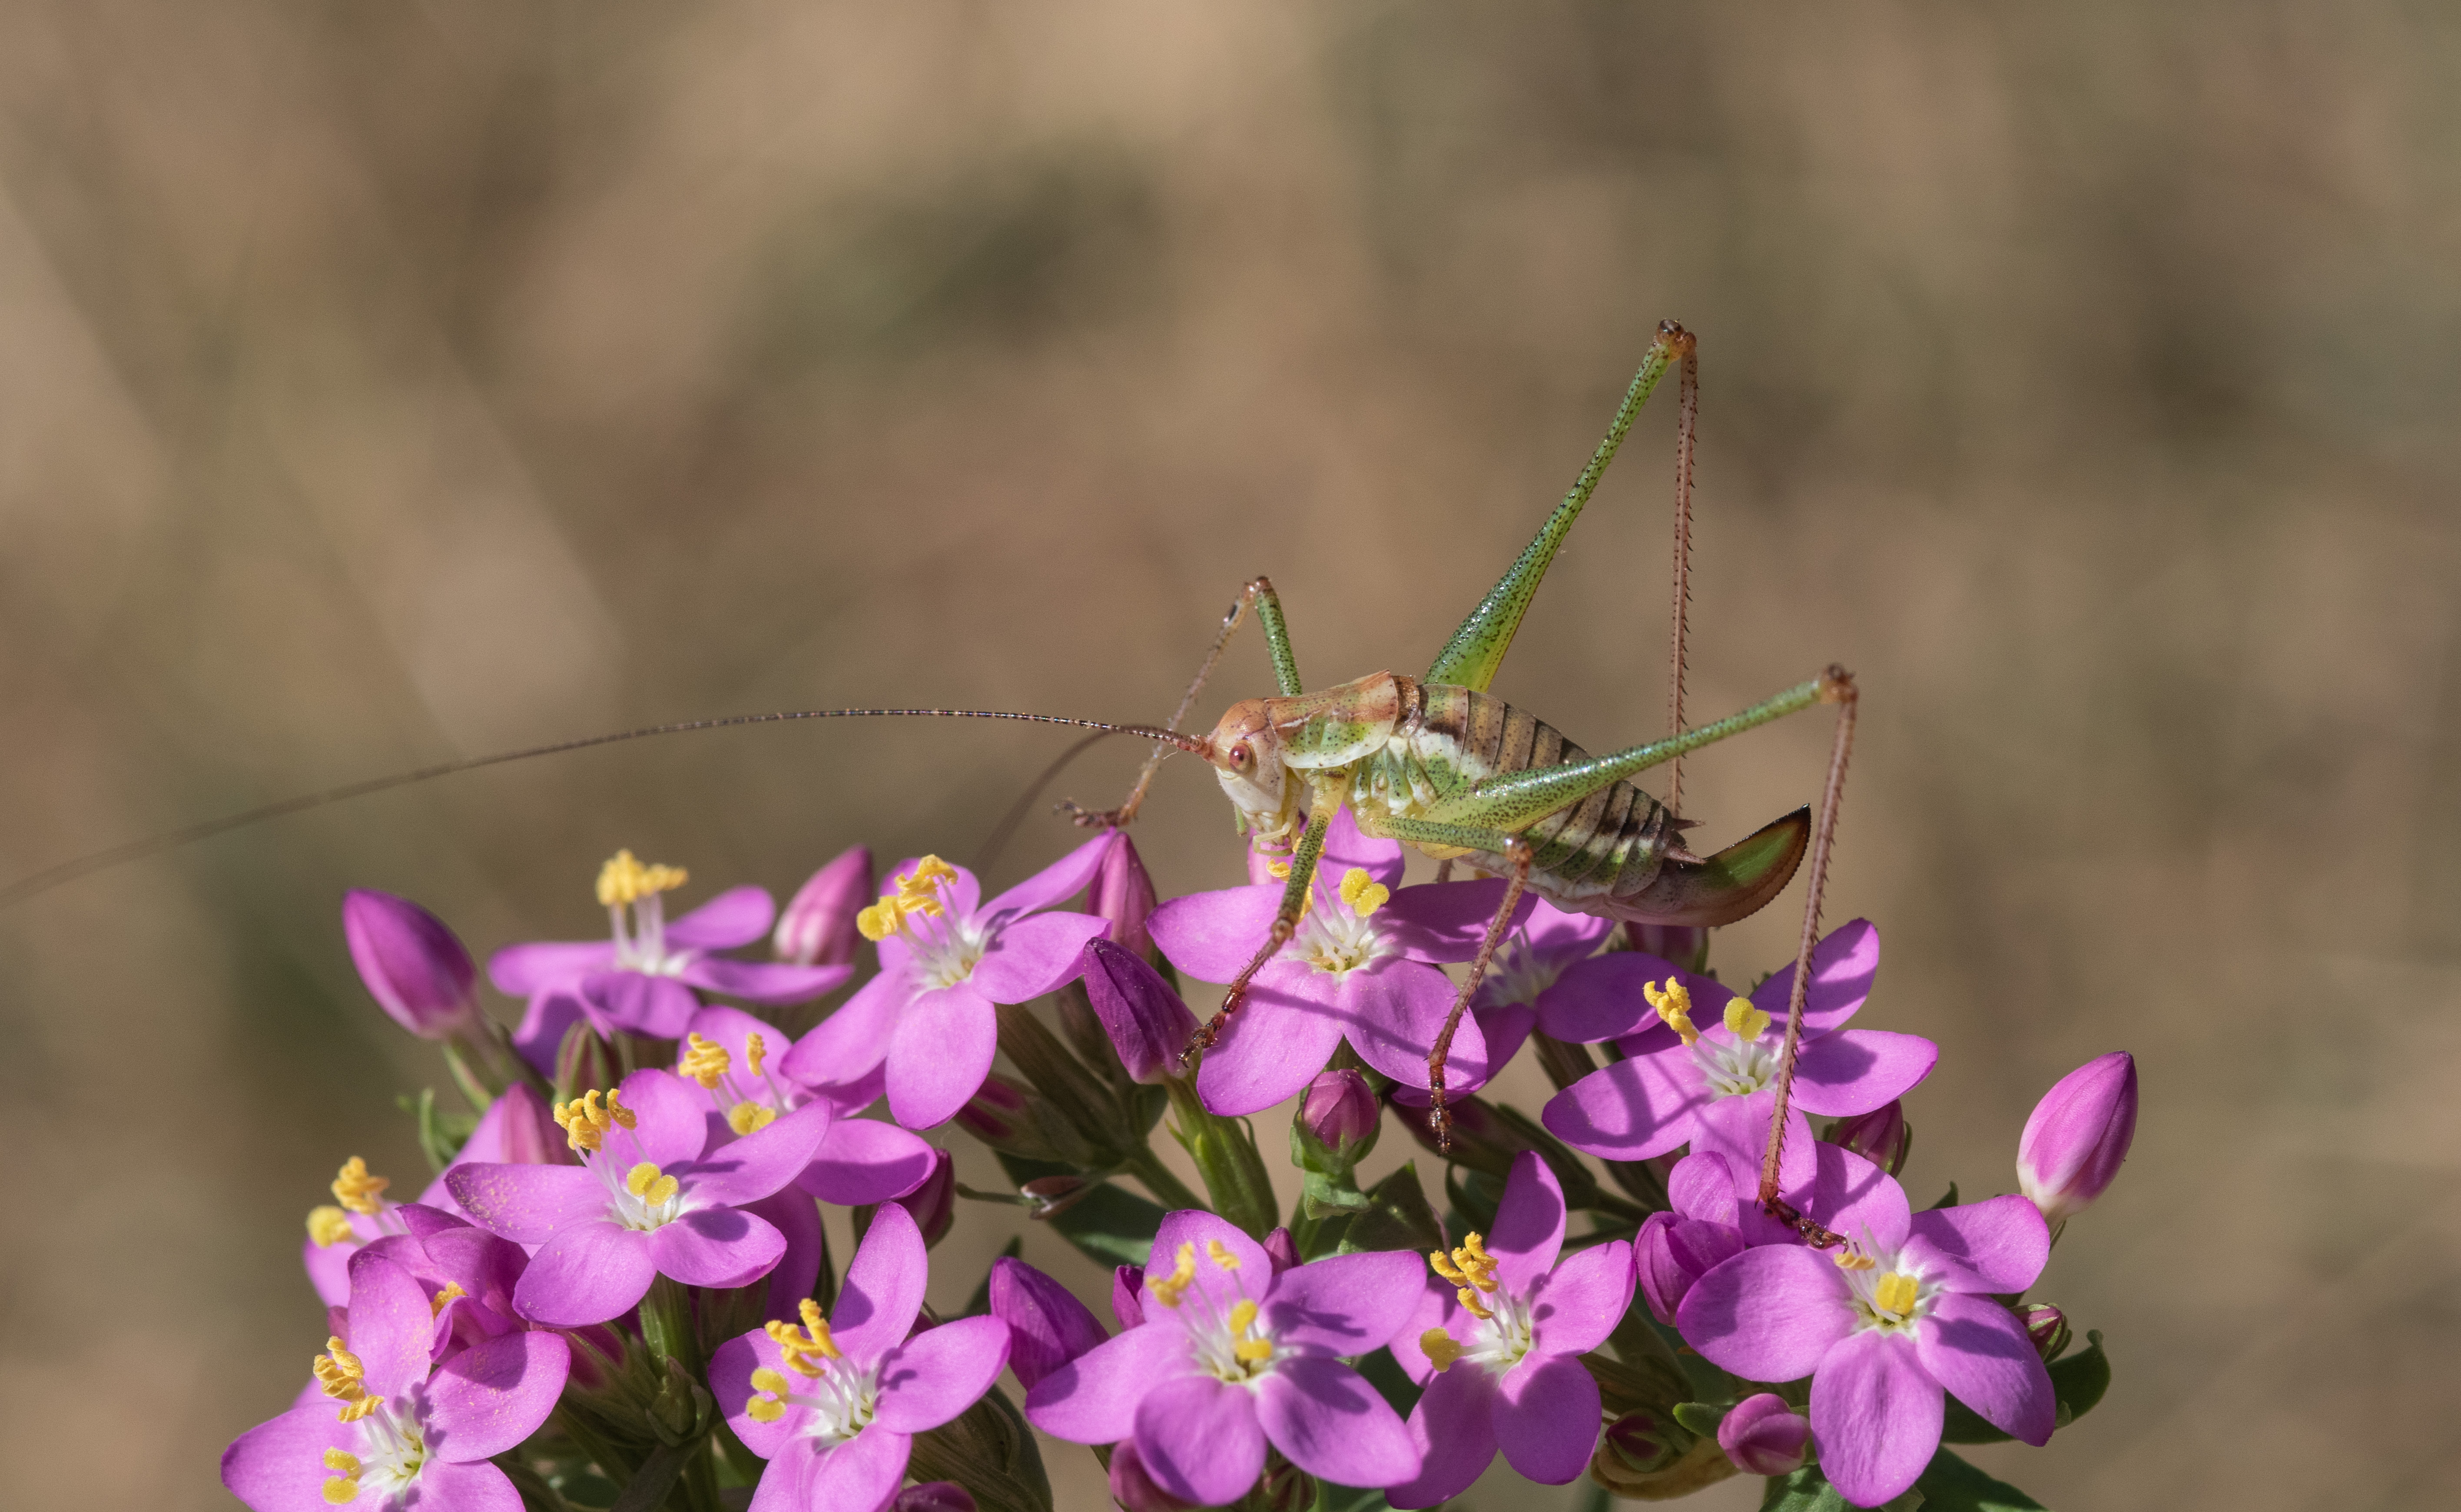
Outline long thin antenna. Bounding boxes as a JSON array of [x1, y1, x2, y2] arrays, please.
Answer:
[[0, 707, 1209, 910], [1664, 320, 1699, 818]]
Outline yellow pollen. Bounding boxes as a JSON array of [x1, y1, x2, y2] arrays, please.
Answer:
[[766, 1300, 843, 1376], [313, 1338, 380, 1422], [322, 1476, 361, 1505], [1873, 1272, 1920, 1318], [1150, 1242, 1198, 1309], [1420, 1328, 1463, 1372], [751, 1367, 793, 1396], [1234, 1337, 1273, 1363], [330, 1157, 390, 1216], [553, 1088, 634, 1153], [306, 1206, 356, 1248], [746, 1396, 785, 1424], [1266, 859, 1292, 879], [746, 1032, 768, 1076], [624, 1162, 680, 1207], [1643, 979, 1700, 1046], [679, 1032, 730, 1089], [324, 1449, 361, 1474], [727, 1103, 778, 1136], [1206, 1239, 1241, 1272], [1338, 867, 1391, 918], [597, 849, 688, 908], [1228, 1299, 1259, 1332], [859, 857, 959, 942], [1456, 1286, 1494, 1320], [430, 1282, 468, 1317], [1834, 1247, 1878, 1272], [1723, 997, 1771, 1042]]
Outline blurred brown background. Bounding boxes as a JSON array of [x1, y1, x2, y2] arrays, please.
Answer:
[[5, 2, 2459, 1508]]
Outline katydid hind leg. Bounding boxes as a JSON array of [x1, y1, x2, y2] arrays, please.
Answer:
[[1425, 837, 1535, 1153], [1756, 666, 1860, 1242]]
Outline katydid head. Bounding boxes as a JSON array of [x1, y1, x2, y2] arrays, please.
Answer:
[[1197, 698, 1300, 839]]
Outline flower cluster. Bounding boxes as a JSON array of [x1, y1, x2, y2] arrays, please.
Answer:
[[229, 819, 2136, 1512]]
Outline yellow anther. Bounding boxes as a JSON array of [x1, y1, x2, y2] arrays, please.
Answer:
[[1234, 1337, 1274, 1363], [331, 1157, 391, 1216], [746, 1032, 769, 1076], [554, 1088, 634, 1153], [727, 1103, 778, 1136], [1338, 867, 1391, 918], [1420, 1327, 1463, 1372], [1228, 1300, 1259, 1333], [746, 1396, 785, 1424], [1834, 1247, 1878, 1272], [1456, 1285, 1495, 1320], [1643, 979, 1700, 1046], [597, 850, 688, 908], [1722, 997, 1771, 1043], [624, 1162, 680, 1207], [324, 1449, 361, 1475], [679, 1032, 731, 1089], [430, 1282, 468, 1317], [306, 1206, 356, 1248], [1266, 859, 1292, 879], [766, 1299, 842, 1376], [751, 1367, 793, 1396], [1873, 1272, 1920, 1318], [1206, 1239, 1241, 1272], [314, 1338, 379, 1422], [323, 1476, 361, 1505], [897, 857, 959, 908], [1149, 1242, 1198, 1309]]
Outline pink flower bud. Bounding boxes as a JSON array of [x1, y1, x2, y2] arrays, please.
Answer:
[[1299, 1069, 1378, 1153], [1717, 1393, 1809, 1476], [1601, 1410, 1675, 1474], [1079, 939, 1199, 1084], [892, 1485, 977, 1512], [891, 1148, 955, 1247], [773, 846, 872, 966], [1111, 1264, 1146, 1330], [1635, 1211, 1743, 1325], [1108, 1440, 1196, 1512], [2017, 1051, 2138, 1224], [464, 1083, 563, 1167], [1091, 833, 1160, 959], [2020, 1302, 2070, 1360], [342, 889, 479, 1039], [1824, 1100, 1910, 1174], [1261, 1227, 1298, 1275], [1626, 924, 1708, 972], [989, 1256, 1109, 1390]]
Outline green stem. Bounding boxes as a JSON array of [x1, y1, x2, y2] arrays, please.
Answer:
[[1162, 1074, 1280, 1237], [1123, 1147, 1207, 1213], [640, 1275, 700, 1377]]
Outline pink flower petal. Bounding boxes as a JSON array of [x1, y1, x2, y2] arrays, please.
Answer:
[[746, 1190, 824, 1324], [1540, 1050, 1702, 1162], [1374, 879, 1539, 964], [1494, 1352, 1600, 1484], [1749, 918, 1880, 1038], [1148, 1209, 1274, 1313], [783, 968, 907, 1091], [800, 1427, 911, 1512], [1915, 1292, 2055, 1446], [342, 1256, 435, 1398], [415, 1459, 523, 1512], [991, 1257, 1110, 1392], [1343, 959, 1487, 1093], [616, 1068, 713, 1167], [1529, 1239, 1633, 1357], [1789, 1029, 1938, 1117], [1193, 977, 1345, 1117], [689, 1101, 832, 1208], [427, 1331, 570, 1461], [1386, 1364, 1498, 1509], [715, 1328, 798, 1459], [831, 1201, 929, 1363], [875, 1316, 1014, 1433], [1533, 952, 1665, 1043], [1253, 1354, 1418, 1490], [581, 971, 699, 1039], [1668, 1151, 1741, 1224], [1486, 1153, 1567, 1293], [1810, 1327, 1941, 1509], [489, 940, 616, 997], [1262, 1250, 1425, 1357], [446, 1164, 608, 1246], [666, 886, 776, 949], [1691, 1091, 1816, 1197], [967, 912, 1108, 1004], [1675, 1244, 1854, 1382], [649, 1206, 786, 1289], [798, 1119, 941, 1206], [1150, 883, 1284, 985], [1383, 1281, 1459, 1385], [883, 983, 998, 1129], [222, 1406, 355, 1512], [981, 832, 1113, 920], [682, 957, 853, 1006], [1904, 1194, 2050, 1296], [1024, 1323, 1190, 1444], [514, 1223, 657, 1326], [1137, 1373, 1267, 1506]]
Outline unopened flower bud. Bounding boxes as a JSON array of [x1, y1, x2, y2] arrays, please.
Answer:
[[892, 1149, 955, 1247], [774, 846, 872, 966], [1261, 1227, 1298, 1276], [342, 890, 478, 1039], [2017, 1051, 2137, 1225], [2020, 1302, 2071, 1361], [462, 1083, 563, 1167], [1080, 938, 1199, 1084], [892, 1483, 976, 1512], [990, 1256, 1108, 1390], [1021, 1174, 1093, 1220], [1601, 1409, 1676, 1475], [1824, 1100, 1911, 1175], [1299, 1069, 1378, 1154], [953, 1073, 1095, 1164], [1111, 1264, 1146, 1330], [1635, 1211, 1743, 1326], [1626, 924, 1708, 973], [1717, 1393, 1809, 1476], [1109, 1440, 1196, 1511], [1092, 833, 1160, 960]]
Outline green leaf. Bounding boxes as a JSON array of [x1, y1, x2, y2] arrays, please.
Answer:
[[1339, 1163, 1446, 1256], [1927, 1181, 1959, 1209], [994, 1154, 1167, 1268], [604, 1444, 685, 1512], [1672, 1400, 1728, 1437], [1311, 1481, 1394, 1512], [1916, 1447, 2046, 1510], [1760, 1465, 1925, 1512], [1940, 1330, 2110, 1444]]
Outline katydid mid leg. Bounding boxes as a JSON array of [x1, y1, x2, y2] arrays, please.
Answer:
[[1177, 791, 1335, 1069]]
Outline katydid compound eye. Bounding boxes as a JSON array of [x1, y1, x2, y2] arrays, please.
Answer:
[[1229, 741, 1253, 770]]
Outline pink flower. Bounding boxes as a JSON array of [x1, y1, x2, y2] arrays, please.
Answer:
[[2017, 1051, 2138, 1225]]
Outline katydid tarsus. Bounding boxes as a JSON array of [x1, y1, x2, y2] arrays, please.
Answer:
[[0, 321, 1855, 1234]]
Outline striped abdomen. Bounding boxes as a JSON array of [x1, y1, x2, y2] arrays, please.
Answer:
[[1357, 682, 1672, 909]]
